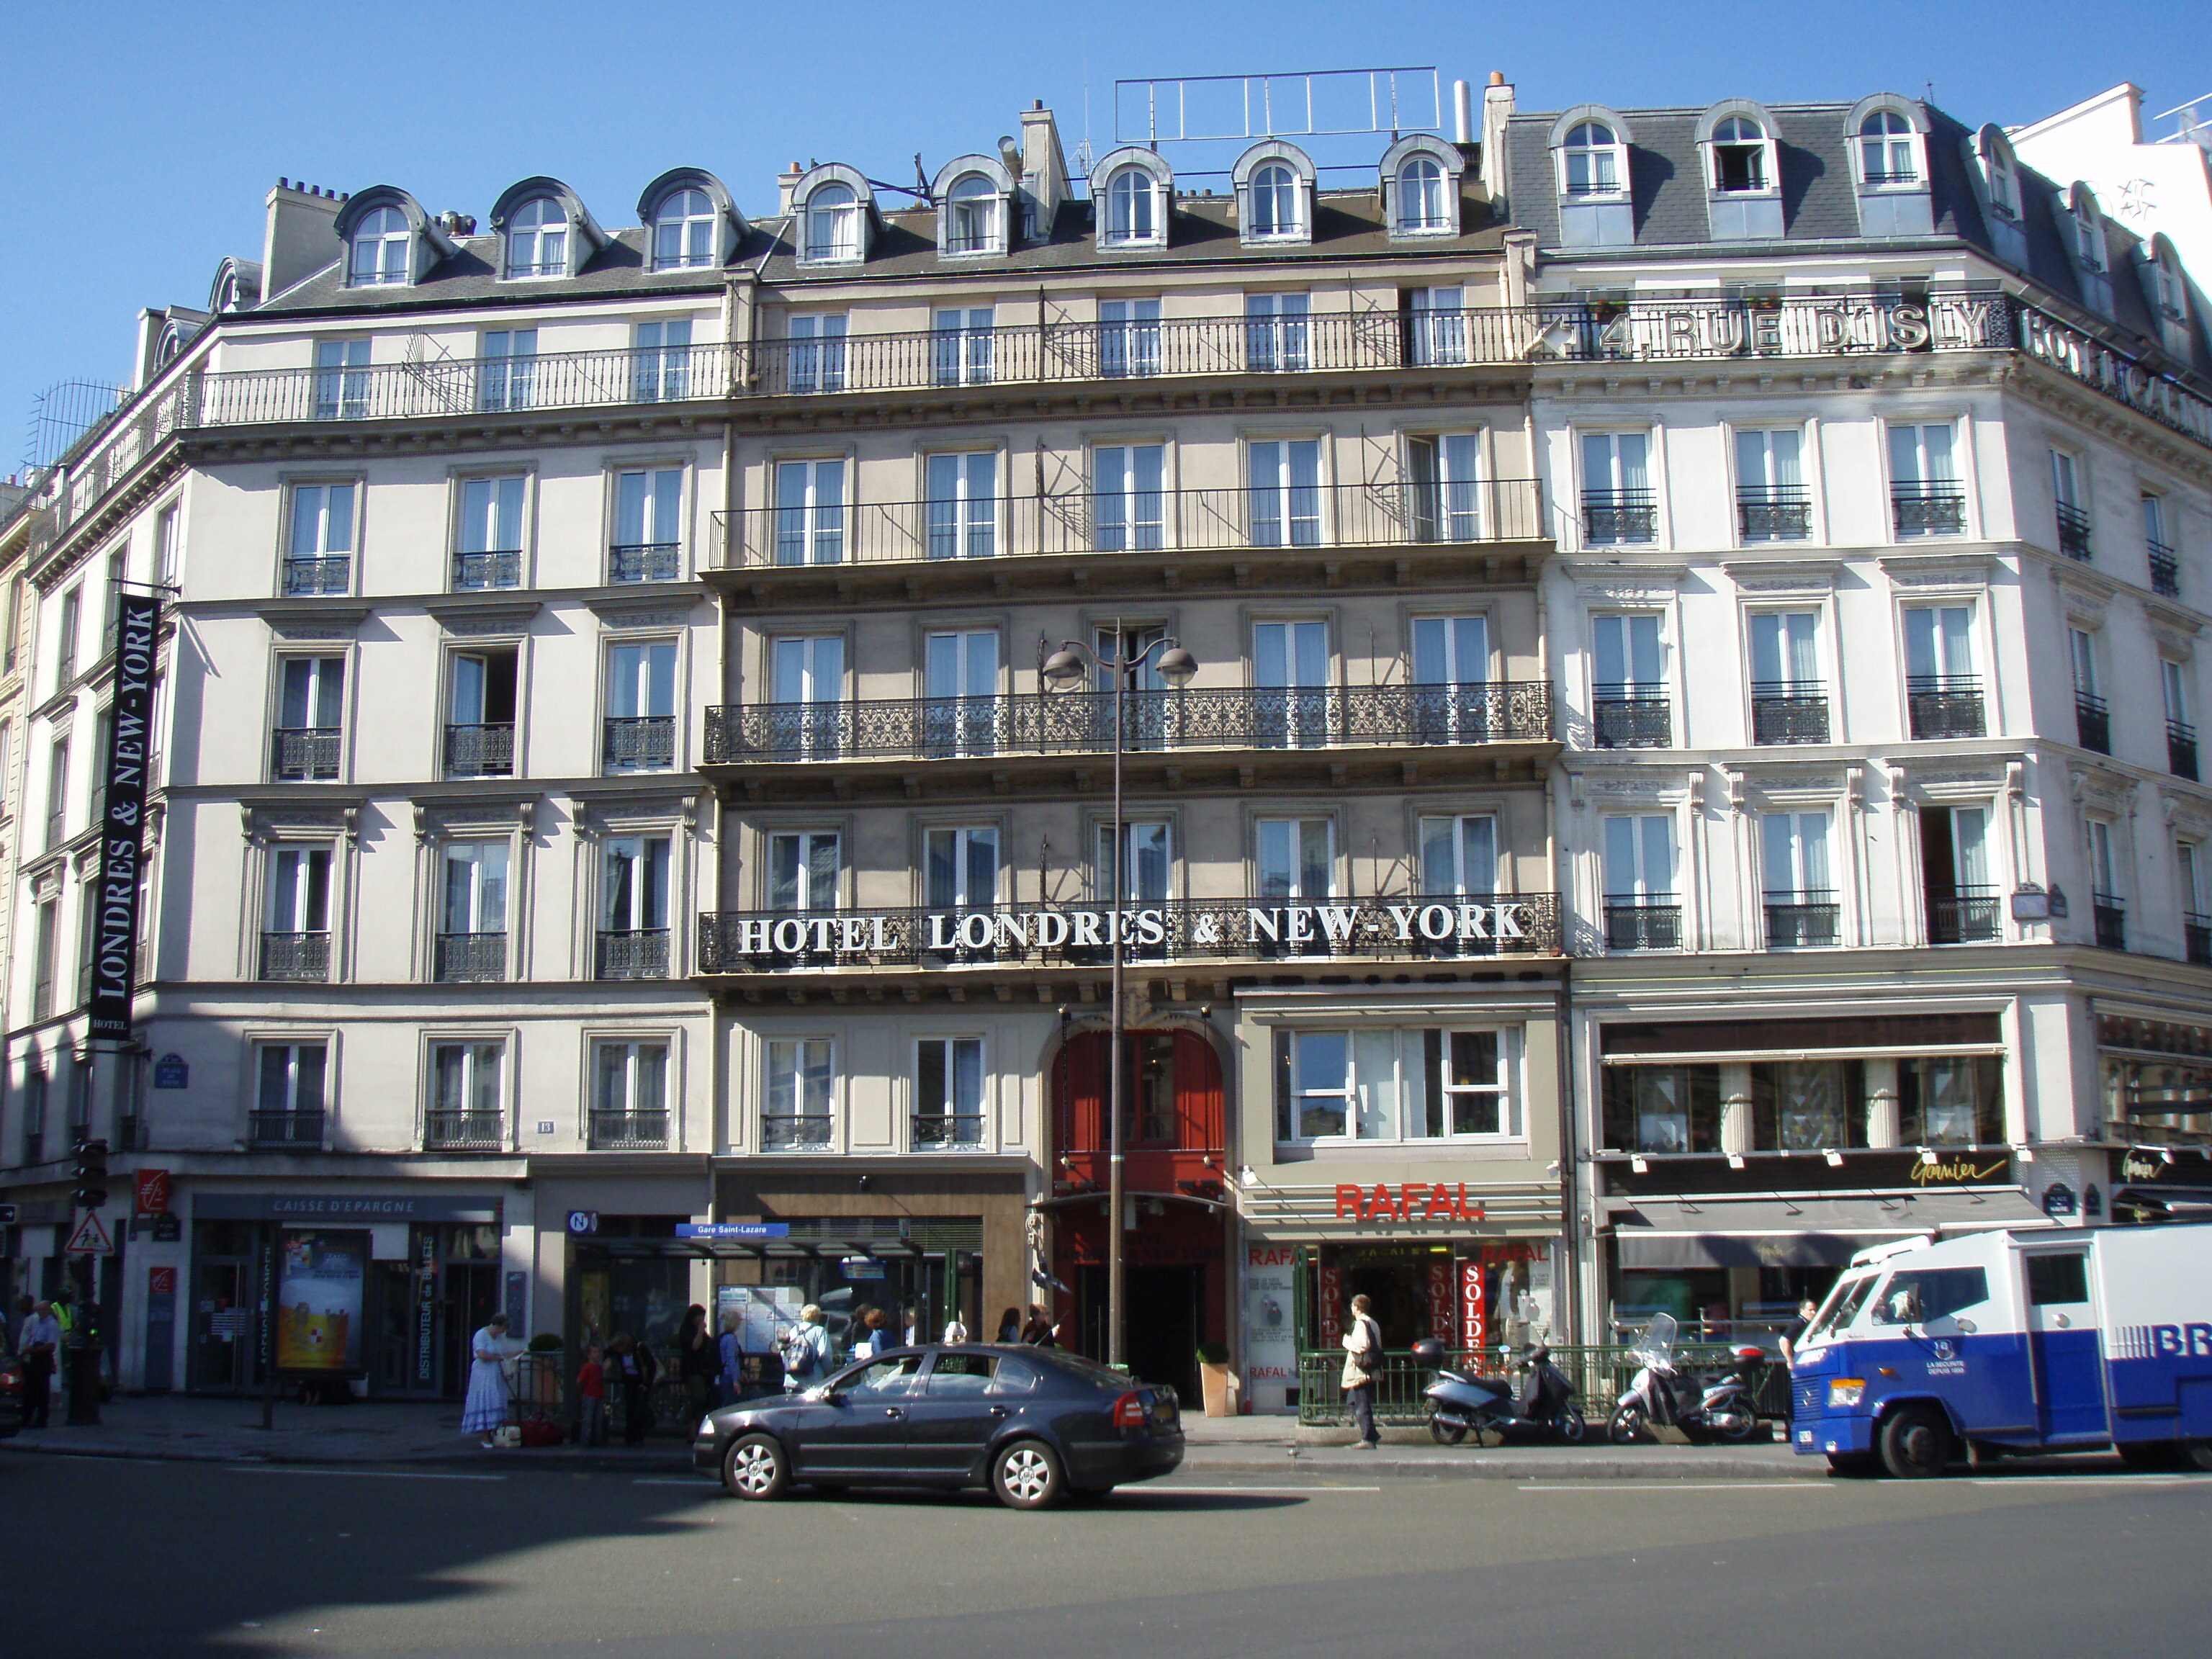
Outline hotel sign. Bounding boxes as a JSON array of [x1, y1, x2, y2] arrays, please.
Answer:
[[2019, 307, 2212, 449]]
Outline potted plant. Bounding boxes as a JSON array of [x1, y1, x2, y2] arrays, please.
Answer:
[[1196, 1340, 1236, 1417]]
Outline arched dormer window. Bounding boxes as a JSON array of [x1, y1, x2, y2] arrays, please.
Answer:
[[1563, 121, 1624, 194], [210, 257, 263, 314], [1548, 107, 1634, 248], [155, 320, 187, 370], [1972, 125, 2021, 222], [638, 169, 743, 272], [2143, 235, 2191, 342], [1380, 135, 1463, 240], [1695, 102, 1780, 197], [1091, 149, 1172, 250], [350, 206, 410, 287], [505, 197, 566, 278], [2067, 183, 2106, 274], [1231, 141, 1316, 246], [1858, 109, 1918, 184], [808, 184, 858, 260], [929, 155, 1015, 258], [1846, 97, 1931, 236]]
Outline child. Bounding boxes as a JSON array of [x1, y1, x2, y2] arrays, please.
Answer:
[[577, 1344, 608, 1447]]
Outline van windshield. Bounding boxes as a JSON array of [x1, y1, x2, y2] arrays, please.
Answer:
[[1871, 1265, 1989, 1326], [1806, 1274, 1875, 1341]]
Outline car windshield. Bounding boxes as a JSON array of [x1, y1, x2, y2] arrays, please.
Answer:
[[1806, 1273, 1876, 1340]]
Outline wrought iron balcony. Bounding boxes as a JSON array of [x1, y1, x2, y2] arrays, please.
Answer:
[[2188, 912, 2212, 967], [2075, 693, 2110, 754], [1765, 894, 1840, 948], [1737, 485, 1811, 543], [1907, 675, 1985, 740], [2172, 720, 2200, 781], [271, 727, 341, 782], [703, 682, 1552, 765], [282, 556, 351, 597], [445, 722, 515, 778], [1892, 483, 1966, 538], [248, 1110, 324, 1148], [2056, 501, 2093, 560], [763, 1113, 835, 1150], [423, 1110, 505, 1151], [2094, 894, 2127, 951], [1751, 683, 1830, 745], [1593, 690, 1671, 749], [595, 928, 670, 979], [453, 549, 521, 590], [912, 1114, 986, 1150], [259, 931, 331, 981], [1928, 889, 2001, 944], [2149, 539, 2180, 598], [609, 541, 680, 583], [1605, 899, 1681, 950], [604, 715, 676, 771], [698, 891, 1564, 974], [197, 342, 741, 425], [712, 480, 1547, 567], [433, 932, 507, 984], [588, 1110, 669, 1151], [1582, 489, 1657, 546]]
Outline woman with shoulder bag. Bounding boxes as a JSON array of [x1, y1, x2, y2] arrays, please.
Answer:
[[1339, 1292, 1383, 1449]]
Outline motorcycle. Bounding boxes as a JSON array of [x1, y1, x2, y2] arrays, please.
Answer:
[[1607, 1313, 1766, 1444], [1412, 1336, 1587, 1447]]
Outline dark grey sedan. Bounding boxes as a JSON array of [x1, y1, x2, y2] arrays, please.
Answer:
[[691, 1344, 1183, 1509]]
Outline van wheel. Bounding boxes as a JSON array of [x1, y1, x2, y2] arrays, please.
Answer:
[[1879, 1406, 1952, 1479], [721, 1434, 789, 1501], [2184, 1441, 2212, 1473], [2116, 1442, 2182, 1470], [1826, 1452, 1878, 1478], [990, 1439, 1066, 1510]]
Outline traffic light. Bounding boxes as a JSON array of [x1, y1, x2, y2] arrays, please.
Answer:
[[72, 1137, 109, 1210]]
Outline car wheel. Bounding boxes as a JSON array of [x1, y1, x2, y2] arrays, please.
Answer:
[[721, 1434, 789, 1501], [1555, 1408, 1588, 1445], [2183, 1440, 2212, 1473], [1428, 1412, 1468, 1447], [990, 1439, 1066, 1510], [1609, 1403, 1647, 1445], [1878, 1406, 1952, 1480]]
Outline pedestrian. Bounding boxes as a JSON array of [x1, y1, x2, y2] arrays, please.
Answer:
[[1020, 1304, 1058, 1346], [850, 1306, 889, 1362], [780, 1304, 831, 1393], [19, 1298, 59, 1431], [1340, 1292, 1383, 1449], [610, 1331, 657, 1444], [577, 1344, 608, 1447], [996, 1306, 1022, 1344], [461, 1313, 516, 1449], [900, 1304, 922, 1348], [716, 1313, 745, 1406], [675, 1304, 718, 1422], [1778, 1297, 1819, 1429]]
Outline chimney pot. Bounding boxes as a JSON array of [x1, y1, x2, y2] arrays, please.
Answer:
[[1489, 71, 1505, 86], [279, 178, 289, 189], [1033, 99, 1043, 111]]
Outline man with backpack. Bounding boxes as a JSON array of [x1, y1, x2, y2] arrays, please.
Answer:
[[779, 1303, 831, 1393]]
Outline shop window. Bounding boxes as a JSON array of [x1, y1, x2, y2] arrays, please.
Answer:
[[1601, 1064, 1719, 1154], [1750, 1059, 1866, 1151], [1899, 1056, 2002, 1146]]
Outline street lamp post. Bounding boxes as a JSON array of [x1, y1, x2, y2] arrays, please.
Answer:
[[1041, 622, 1196, 1370]]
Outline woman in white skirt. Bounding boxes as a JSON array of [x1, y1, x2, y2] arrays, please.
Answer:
[[461, 1313, 517, 1448]]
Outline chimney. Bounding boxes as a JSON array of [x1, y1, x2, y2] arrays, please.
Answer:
[[1481, 74, 1516, 203], [1454, 80, 1473, 145], [778, 162, 806, 217], [1019, 102, 1069, 237], [262, 179, 344, 300]]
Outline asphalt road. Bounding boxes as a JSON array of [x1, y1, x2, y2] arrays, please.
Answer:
[[8, 1452, 2207, 1658]]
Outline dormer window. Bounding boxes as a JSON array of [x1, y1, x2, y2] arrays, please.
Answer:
[[1107, 167, 1157, 245], [1231, 142, 1316, 247], [349, 207, 410, 287], [1396, 156, 1449, 231], [505, 197, 567, 279], [2154, 246, 2187, 320], [944, 174, 1002, 255], [1250, 165, 1298, 238], [806, 184, 861, 262], [652, 188, 717, 269], [1859, 109, 1917, 184], [1985, 151, 2020, 220], [1709, 117, 1767, 192], [1380, 135, 1462, 240], [1562, 123, 1624, 195]]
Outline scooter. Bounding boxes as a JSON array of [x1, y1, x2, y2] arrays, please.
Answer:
[[1608, 1313, 1766, 1444], [1412, 1336, 1587, 1447]]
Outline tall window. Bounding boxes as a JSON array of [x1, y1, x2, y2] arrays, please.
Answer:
[[1097, 821, 1171, 902], [1922, 804, 1995, 944], [1253, 618, 1329, 747], [932, 307, 994, 387], [1561, 122, 1622, 195], [1904, 605, 1982, 739], [263, 845, 333, 981], [1889, 421, 1962, 537], [1248, 439, 1321, 547], [349, 207, 409, 286], [2089, 819, 2125, 949], [1604, 814, 1678, 949], [1750, 611, 1827, 745], [1098, 298, 1161, 379], [1419, 814, 1496, 896], [3, 575, 22, 673], [2144, 493, 2178, 597], [926, 452, 998, 559], [653, 188, 717, 269], [55, 588, 81, 690], [156, 503, 181, 590], [505, 197, 567, 278], [925, 826, 998, 909], [770, 635, 844, 758], [806, 184, 861, 261], [923, 629, 999, 757], [1581, 432, 1653, 544], [613, 467, 683, 582], [786, 314, 848, 394], [1406, 433, 1481, 542], [1984, 146, 2020, 220], [457, 476, 526, 589], [1244, 292, 1310, 372], [773, 459, 845, 565], [30, 901, 57, 1020], [1762, 810, 1837, 946], [446, 649, 518, 778], [1287, 1030, 1351, 1138], [943, 174, 1000, 253], [1395, 156, 1449, 232], [1709, 116, 1767, 191], [2071, 626, 2108, 754], [313, 339, 372, 421], [2182, 842, 2211, 963], [428, 1042, 505, 1148], [593, 1041, 669, 1146], [439, 842, 509, 982], [601, 835, 670, 979], [253, 1044, 328, 1146], [1411, 613, 1491, 743], [1106, 167, 1158, 245], [479, 328, 537, 413], [1093, 444, 1165, 552], [2164, 658, 2198, 781], [1860, 109, 1918, 182], [1247, 163, 1300, 238], [634, 319, 693, 402], [286, 483, 356, 594], [43, 736, 67, 851], [1256, 817, 1333, 899], [1593, 612, 1668, 749], [274, 657, 343, 781], [1406, 284, 1465, 367], [2051, 450, 2090, 559], [765, 1038, 833, 1147], [914, 1038, 985, 1148], [1735, 428, 1807, 541], [768, 830, 840, 912], [605, 642, 677, 771]]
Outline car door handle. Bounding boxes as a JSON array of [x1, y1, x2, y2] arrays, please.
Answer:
[[988, 1406, 1007, 1418], [883, 1406, 906, 1419]]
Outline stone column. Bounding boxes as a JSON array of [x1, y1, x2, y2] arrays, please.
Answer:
[[1719, 1061, 1755, 1156], [1864, 1057, 1901, 1149]]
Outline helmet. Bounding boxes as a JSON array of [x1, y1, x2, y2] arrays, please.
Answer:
[[1410, 1337, 1449, 1370]]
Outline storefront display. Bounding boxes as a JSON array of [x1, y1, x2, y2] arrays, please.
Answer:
[[274, 1231, 365, 1373]]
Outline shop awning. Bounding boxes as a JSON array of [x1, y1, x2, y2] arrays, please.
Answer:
[[1609, 1190, 2054, 1271]]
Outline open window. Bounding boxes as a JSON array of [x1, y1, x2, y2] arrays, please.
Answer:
[[931, 155, 1016, 256], [1696, 102, 1781, 238]]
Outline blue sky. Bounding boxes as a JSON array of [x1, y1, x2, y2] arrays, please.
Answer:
[[4, 0, 2205, 469]]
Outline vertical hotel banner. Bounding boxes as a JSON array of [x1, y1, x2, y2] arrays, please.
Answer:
[[86, 590, 161, 1041]]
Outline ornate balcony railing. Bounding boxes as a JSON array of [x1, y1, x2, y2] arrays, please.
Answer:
[[1750, 684, 1830, 745], [703, 682, 1552, 765], [609, 542, 681, 583], [1907, 676, 1985, 740], [2094, 895, 2128, 952], [912, 1114, 986, 1149], [259, 931, 331, 981], [2149, 539, 2180, 598], [445, 722, 515, 778], [2188, 912, 2212, 967], [588, 1110, 669, 1151], [282, 556, 351, 596], [699, 892, 1565, 974], [1736, 485, 1811, 543], [423, 1110, 505, 1151], [1765, 895, 1840, 948], [248, 1110, 324, 1148], [454, 549, 521, 590], [2075, 693, 2110, 754], [596, 929, 670, 979], [1928, 889, 2001, 944], [1605, 899, 1681, 951], [271, 727, 341, 781], [2172, 721, 2200, 781], [1892, 483, 1966, 538], [604, 715, 676, 770], [433, 932, 507, 984], [763, 1113, 835, 1150], [2056, 501, 2094, 560], [1593, 691, 1671, 749], [1581, 489, 1657, 546], [712, 480, 1547, 567]]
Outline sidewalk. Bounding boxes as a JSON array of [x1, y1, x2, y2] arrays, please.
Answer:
[[0, 1394, 1820, 1479]]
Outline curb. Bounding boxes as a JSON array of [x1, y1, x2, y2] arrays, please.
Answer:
[[1182, 1450, 1825, 1480], [0, 1439, 699, 1477]]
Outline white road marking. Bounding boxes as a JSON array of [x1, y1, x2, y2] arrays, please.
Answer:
[[1151, 1484, 1382, 1494], [225, 1465, 507, 1483], [1518, 1481, 1826, 1491]]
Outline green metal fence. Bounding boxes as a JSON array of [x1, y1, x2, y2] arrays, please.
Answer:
[[1295, 1345, 1790, 1428]]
